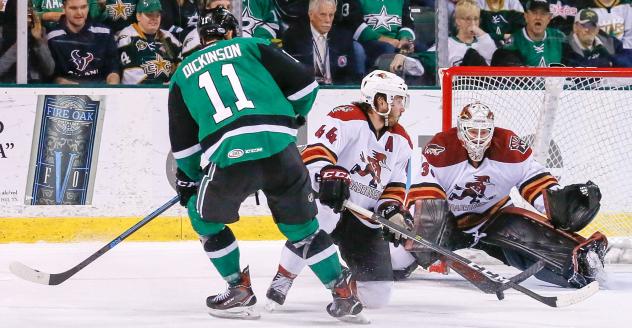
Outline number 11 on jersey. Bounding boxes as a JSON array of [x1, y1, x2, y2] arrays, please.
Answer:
[[198, 64, 254, 123]]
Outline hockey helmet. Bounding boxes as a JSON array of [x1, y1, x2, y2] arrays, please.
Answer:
[[457, 102, 495, 162], [197, 6, 238, 42], [360, 70, 410, 123]]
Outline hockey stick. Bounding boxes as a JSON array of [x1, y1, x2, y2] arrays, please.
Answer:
[[9, 196, 180, 285], [343, 200, 599, 308]]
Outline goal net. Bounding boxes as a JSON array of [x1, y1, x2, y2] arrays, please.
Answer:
[[441, 67, 632, 250]]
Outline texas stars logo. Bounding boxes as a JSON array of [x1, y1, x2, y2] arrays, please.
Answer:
[[107, 0, 135, 21], [141, 53, 173, 78], [365, 6, 401, 31]]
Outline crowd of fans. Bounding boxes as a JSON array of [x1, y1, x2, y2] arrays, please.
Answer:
[[0, 0, 631, 85]]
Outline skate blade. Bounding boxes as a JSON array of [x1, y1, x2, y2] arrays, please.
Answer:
[[208, 306, 261, 320], [336, 313, 371, 325], [264, 299, 280, 312]]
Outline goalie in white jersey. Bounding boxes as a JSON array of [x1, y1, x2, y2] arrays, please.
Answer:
[[389, 101, 607, 288], [265, 70, 414, 310]]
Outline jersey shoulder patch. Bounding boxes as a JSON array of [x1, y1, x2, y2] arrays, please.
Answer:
[[487, 128, 532, 163], [327, 104, 367, 121], [423, 128, 468, 167], [390, 123, 413, 149]]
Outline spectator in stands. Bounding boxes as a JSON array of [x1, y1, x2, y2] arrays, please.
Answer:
[[563, 8, 632, 67], [478, 0, 525, 46], [283, 0, 357, 84], [275, 0, 401, 77], [504, 0, 564, 67], [0, 0, 55, 83], [429, 0, 496, 66], [588, 0, 632, 49], [90, 0, 139, 36], [117, 0, 181, 84], [543, 0, 588, 35], [33, 0, 65, 30], [159, 0, 197, 40], [48, 0, 120, 84], [357, 0, 416, 74]]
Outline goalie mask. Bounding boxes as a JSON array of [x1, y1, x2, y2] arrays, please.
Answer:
[[457, 102, 495, 162], [197, 6, 238, 43], [360, 70, 410, 127]]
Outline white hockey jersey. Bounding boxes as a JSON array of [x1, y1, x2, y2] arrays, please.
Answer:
[[408, 127, 558, 230], [302, 104, 412, 229], [591, 3, 632, 49]]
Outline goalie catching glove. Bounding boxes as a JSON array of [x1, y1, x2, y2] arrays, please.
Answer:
[[379, 203, 414, 247], [544, 180, 601, 232], [175, 169, 200, 207], [317, 165, 351, 213]]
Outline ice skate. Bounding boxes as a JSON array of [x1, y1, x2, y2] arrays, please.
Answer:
[[207, 266, 260, 320], [265, 266, 296, 312], [326, 269, 370, 324]]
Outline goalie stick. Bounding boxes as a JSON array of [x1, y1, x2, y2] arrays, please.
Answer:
[[343, 200, 600, 308], [9, 196, 179, 286]]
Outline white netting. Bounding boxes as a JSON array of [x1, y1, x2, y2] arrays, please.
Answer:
[[444, 68, 632, 239]]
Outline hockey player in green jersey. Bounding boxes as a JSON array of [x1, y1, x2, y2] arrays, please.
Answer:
[[117, 0, 181, 84], [504, 0, 565, 67], [168, 6, 367, 323]]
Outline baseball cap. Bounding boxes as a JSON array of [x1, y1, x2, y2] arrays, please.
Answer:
[[525, 0, 550, 12], [575, 8, 598, 26], [137, 0, 162, 13]]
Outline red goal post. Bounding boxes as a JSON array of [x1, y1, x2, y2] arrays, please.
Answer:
[[440, 66, 632, 244]]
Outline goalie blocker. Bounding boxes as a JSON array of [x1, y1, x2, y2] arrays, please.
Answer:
[[405, 195, 607, 288]]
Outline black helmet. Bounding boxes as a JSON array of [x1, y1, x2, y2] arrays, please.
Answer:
[[197, 6, 238, 41]]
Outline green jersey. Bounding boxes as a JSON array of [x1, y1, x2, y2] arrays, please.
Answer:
[[169, 37, 319, 178], [242, 0, 280, 40], [117, 24, 182, 84], [479, 0, 525, 45], [32, 0, 63, 30], [358, 0, 415, 40], [92, 0, 138, 33], [505, 28, 565, 66]]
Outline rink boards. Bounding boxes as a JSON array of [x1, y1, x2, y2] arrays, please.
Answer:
[[0, 86, 629, 243]]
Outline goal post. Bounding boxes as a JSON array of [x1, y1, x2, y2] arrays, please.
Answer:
[[440, 66, 632, 241]]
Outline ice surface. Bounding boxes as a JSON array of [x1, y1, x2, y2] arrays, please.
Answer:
[[1, 241, 631, 327]]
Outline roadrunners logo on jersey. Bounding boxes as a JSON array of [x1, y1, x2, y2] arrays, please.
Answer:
[[449, 175, 495, 211], [350, 150, 390, 188], [424, 143, 446, 156], [509, 135, 529, 154]]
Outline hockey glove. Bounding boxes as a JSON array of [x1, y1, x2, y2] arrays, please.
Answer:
[[175, 169, 199, 207], [544, 181, 601, 232], [317, 165, 351, 213], [379, 203, 414, 247]]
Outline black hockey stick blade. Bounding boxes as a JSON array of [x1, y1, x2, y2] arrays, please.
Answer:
[[343, 200, 599, 307], [9, 196, 180, 285], [442, 257, 544, 297]]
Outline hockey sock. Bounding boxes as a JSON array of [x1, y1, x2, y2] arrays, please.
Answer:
[[278, 220, 341, 287], [200, 226, 241, 283], [187, 196, 241, 283]]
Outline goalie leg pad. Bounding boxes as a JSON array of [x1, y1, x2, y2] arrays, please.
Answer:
[[544, 180, 601, 232], [403, 199, 456, 268], [480, 207, 607, 288]]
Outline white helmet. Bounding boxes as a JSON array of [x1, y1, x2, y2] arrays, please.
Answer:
[[457, 102, 495, 162], [360, 70, 409, 126]]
